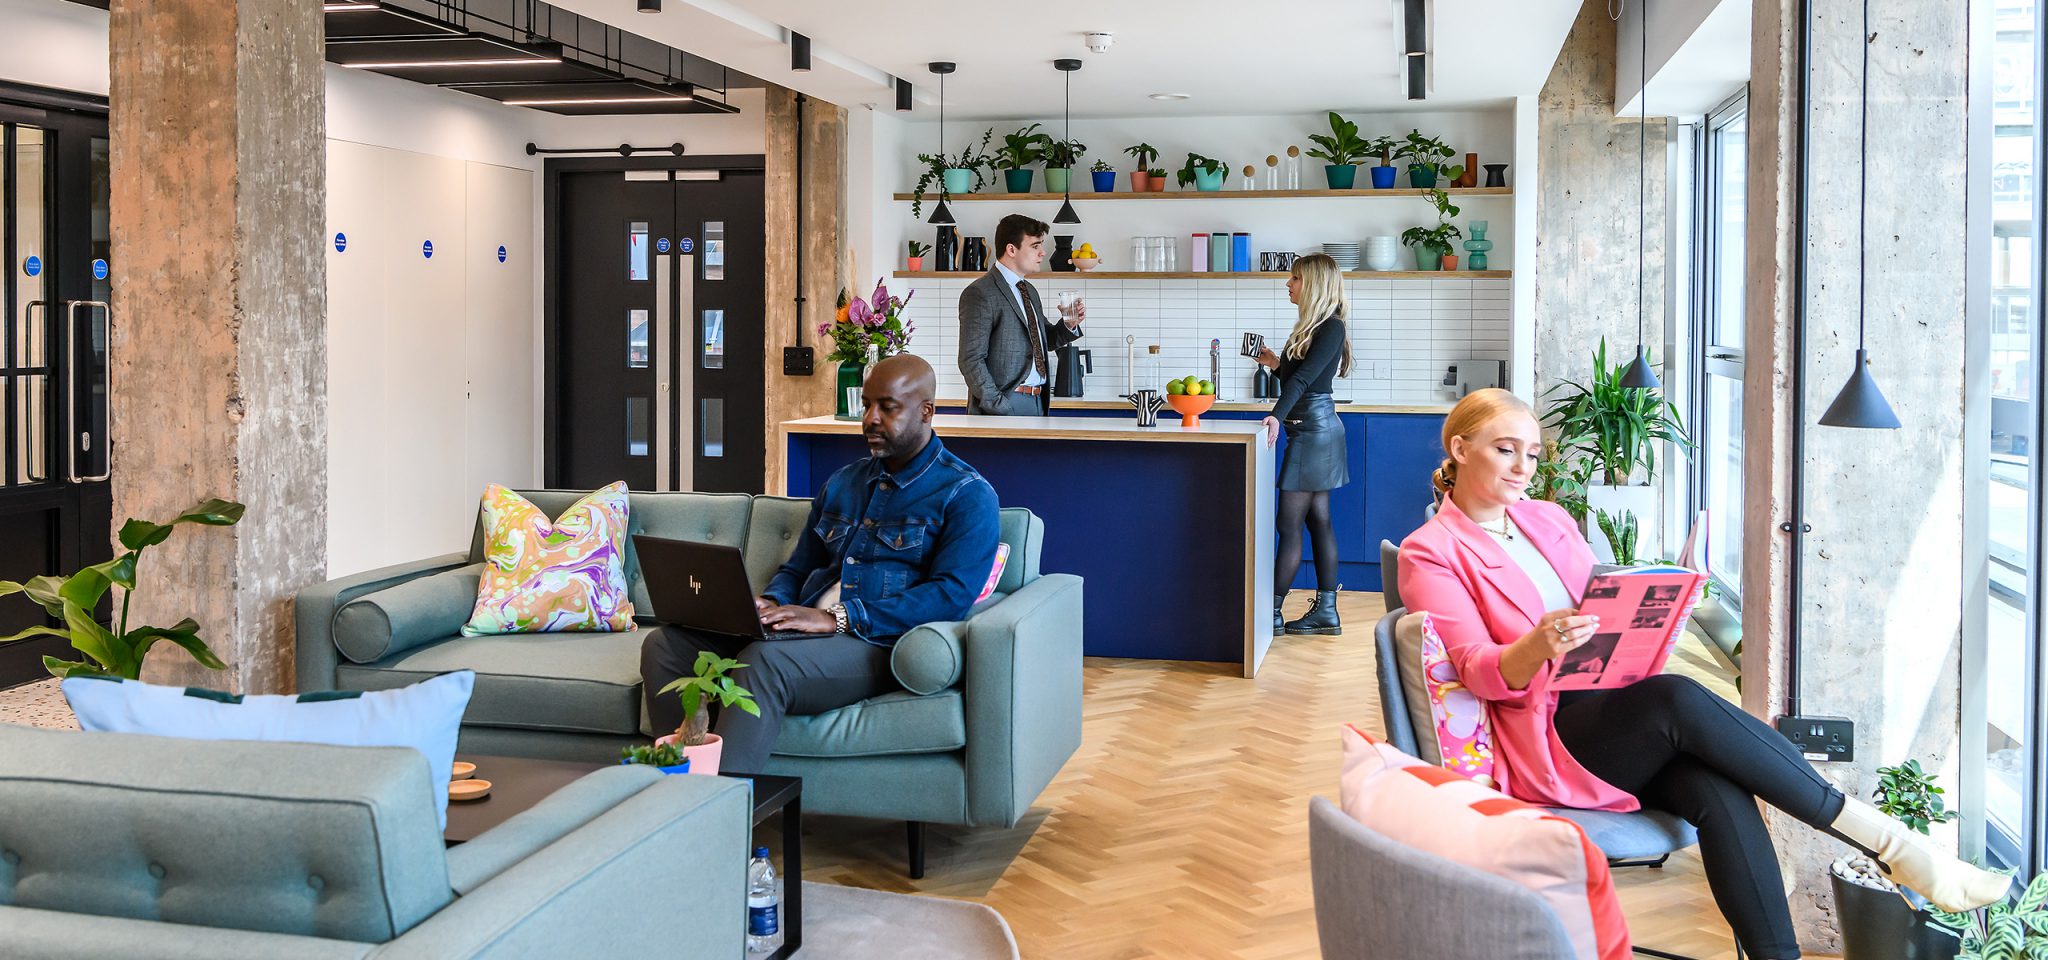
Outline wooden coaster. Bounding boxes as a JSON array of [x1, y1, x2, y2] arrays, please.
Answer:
[[451, 761, 477, 779], [448, 778, 492, 801]]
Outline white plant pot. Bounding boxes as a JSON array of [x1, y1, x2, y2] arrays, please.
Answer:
[[1582, 481, 1659, 564]]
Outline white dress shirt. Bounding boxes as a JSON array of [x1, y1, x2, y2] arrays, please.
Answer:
[[993, 260, 1047, 388]]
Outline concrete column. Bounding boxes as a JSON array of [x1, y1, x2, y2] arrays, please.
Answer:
[[1743, 0, 1970, 949], [762, 86, 847, 496], [107, 0, 327, 694]]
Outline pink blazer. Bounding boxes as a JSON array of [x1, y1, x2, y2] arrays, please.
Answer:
[[1397, 497, 1639, 813]]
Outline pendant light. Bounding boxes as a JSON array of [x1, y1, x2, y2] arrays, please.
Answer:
[[1816, 0, 1901, 428], [928, 61, 957, 226], [1053, 58, 1082, 225], [1618, 0, 1660, 389]]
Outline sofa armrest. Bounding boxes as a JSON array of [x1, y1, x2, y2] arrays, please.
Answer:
[[375, 773, 752, 960], [959, 573, 1083, 828], [890, 620, 966, 695], [445, 765, 661, 894], [296, 553, 470, 692], [0, 906, 374, 960]]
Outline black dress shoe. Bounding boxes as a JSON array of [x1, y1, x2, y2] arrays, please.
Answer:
[[1284, 589, 1342, 636], [1273, 593, 1289, 632]]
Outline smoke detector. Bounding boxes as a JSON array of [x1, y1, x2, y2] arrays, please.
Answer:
[[1084, 32, 1114, 53]]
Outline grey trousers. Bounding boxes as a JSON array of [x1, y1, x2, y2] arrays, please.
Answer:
[[968, 389, 1050, 416], [639, 626, 896, 773]]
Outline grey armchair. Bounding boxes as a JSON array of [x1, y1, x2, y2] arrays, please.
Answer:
[[0, 724, 751, 959]]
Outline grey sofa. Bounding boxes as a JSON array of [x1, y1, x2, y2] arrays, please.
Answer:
[[297, 490, 1084, 877], [0, 723, 751, 959]]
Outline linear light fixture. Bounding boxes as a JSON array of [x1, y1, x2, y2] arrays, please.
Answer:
[[324, 2, 379, 10], [345, 57, 562, 69], [503, 94, 692, 106]]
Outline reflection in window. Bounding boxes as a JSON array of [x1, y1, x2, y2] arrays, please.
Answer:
[[15, 375, 46, 484], [626, 397, 650, 457], [702, 309, 724, 369], [627, 309, 650, 368], [629, 221, 650, 282], [702, 221, 725, 281], [702, 398, 724, 457]]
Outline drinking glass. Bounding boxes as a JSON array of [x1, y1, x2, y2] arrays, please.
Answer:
[[1056, 290, 1081, 322]]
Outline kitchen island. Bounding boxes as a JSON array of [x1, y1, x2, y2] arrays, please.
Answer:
[[779, 414, 1277, 677]]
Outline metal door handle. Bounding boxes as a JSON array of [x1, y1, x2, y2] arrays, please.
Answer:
[[64, 300, 110, 483], [1706, 352, 1740, 361]]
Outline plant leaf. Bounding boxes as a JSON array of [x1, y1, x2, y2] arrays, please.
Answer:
[[21, 575, 68, 617], [175, 498, 245, 526], [60, 599, 122, 676], [57, 566, 114, 612], [0, 624, 72, 646], [41, 656, 104, 679], [126, 619, 225, 672], [118, 519, 173, 551]]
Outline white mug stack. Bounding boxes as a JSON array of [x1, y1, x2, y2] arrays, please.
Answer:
[[1364, 236, 1401, 272]]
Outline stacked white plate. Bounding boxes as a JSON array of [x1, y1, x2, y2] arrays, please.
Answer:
[[1322, 242, 1362, 271]]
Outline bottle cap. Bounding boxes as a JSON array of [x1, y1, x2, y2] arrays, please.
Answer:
[[754, 846, 770, 857]]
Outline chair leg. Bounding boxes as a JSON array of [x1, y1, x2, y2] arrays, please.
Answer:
[[1610, 853, 1673, 870], [1632, 945, 1741, 960], [906, 821, 926, 880]]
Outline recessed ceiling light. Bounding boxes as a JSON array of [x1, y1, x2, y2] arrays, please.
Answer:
[[503, 95, 693, 106], [1148, 93, 1191, 101]]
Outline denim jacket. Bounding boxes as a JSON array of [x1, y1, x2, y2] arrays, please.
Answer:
[[763, 434, 1001, 644]]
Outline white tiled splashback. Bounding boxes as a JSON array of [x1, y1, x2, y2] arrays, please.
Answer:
[[895, 275, 1510, 405]]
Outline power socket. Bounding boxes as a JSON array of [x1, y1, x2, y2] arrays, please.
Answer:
[[782, 346, 814, 376], [1776, 715, 1855, 763]]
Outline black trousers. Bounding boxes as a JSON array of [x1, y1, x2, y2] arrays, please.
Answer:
[[639, 626, 895, 773], [1554, 675, 1846, 959]]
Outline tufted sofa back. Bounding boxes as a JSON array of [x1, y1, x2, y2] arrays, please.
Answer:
[[467, 490, 755, 616]]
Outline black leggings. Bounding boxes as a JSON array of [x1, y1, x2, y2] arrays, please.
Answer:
[[1554, 675, 1846, 959], [1275, 489, 1339, 592]]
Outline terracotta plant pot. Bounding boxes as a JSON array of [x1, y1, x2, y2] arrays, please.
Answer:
[[1147, 176, 1166, 193], [1441, 254, 1459, 271], [656, 732, 724, 775], [907, 256, 924, 272], [1131, 170, 1152, 192]]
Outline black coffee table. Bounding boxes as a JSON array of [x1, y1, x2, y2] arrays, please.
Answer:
[[443, 754, 802, 959]]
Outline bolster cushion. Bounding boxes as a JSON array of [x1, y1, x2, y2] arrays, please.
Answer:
[[333, 564, 483, 664], [890, 621, 966, 695]]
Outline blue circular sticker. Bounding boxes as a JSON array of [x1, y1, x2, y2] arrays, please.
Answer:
[[22, 255, 41, 277], [655, 237, 671, 254], [334, 232, 347, 253], [422, 240, 434, 259], [679, 237, 695, 254], [497, 245, 508, 263], [92, 259, 108, 281]]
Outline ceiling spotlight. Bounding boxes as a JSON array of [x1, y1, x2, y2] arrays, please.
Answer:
[[895, 77, 913, 112], [790, 32, 811, 72], [1147, 93, 1191, 101], [637, 0, 659, 13]]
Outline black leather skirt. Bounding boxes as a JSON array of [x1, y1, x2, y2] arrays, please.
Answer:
[[1279, 393, 1349, 492]]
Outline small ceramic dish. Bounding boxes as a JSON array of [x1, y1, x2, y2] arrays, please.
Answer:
[[451, 761, 477, 779], [448, 778, 492, 801]]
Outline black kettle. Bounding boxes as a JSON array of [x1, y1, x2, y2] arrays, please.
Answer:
[[1054, 347, 1092, 397]]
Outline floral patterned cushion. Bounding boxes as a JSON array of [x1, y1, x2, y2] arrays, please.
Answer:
[[461, 482, 635, 636]]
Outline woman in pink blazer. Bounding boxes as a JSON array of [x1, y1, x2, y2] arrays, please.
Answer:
[[1397, 389, 2005, 959]]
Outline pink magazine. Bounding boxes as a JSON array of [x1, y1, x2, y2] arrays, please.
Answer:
[[1550, 565, 1707, 692]]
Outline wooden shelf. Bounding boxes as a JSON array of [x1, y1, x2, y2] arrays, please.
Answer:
[[892, 270, 1511, 280], [892, 187, 1511, 202]]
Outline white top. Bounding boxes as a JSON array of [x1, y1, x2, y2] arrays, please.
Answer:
[[1486, 516, 1576, 616], [782, 414, 1267, 443], [993, 260, 1047, 388]]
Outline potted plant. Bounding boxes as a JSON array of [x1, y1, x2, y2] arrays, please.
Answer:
[[1529, 439, 1592, 522], [1929, 875, 2043, 960], [1594, 509, 1640, 565], [997, 123, 1051, 193], [1044, 137, 1086, 194], [1090, 158, 1117, 192], [911, 128, 994, 218], [1395, 129, 1464, 189], [0, 498, 244, 678], [620, 741, 691, 775], [820, 280, 915, 420], [1177, 152, 1227, 192], [1831, 760, 1969, 960], [655, 650, 761, 776], [1305, 110, 1369, 189], [1541, 338, 1693, 558], [906, 240, 929, 272], [1399, 186, 1463, 271], [1125, 142, 1160, 191], [1145, 167, 1168, 192], [1366, 135, 1400, 189]]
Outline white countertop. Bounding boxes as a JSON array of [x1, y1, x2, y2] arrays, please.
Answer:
[[932, 397, 1453, 415], [781, 414, 1269, 444]]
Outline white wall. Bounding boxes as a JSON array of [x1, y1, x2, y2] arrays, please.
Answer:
[[0, 0, 107, 95]]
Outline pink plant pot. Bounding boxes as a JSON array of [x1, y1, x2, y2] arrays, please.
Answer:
[[655, 732, 723, 775]]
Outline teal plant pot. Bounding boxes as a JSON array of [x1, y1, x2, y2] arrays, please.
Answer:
[[1323, 165, 1358, 189], [1408, 165, 1438, 188], [1369, 165, 1398, 188], [1091, 170, 1118, 192], [1004, 169, 1035, 193], [1194, 168, 1227, 191], [1412, 244, 1445, 271], [942, 168, 974, 194], [1045, 168, 1072, 193]]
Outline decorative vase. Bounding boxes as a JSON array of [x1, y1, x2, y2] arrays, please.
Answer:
[[1323, 165, 1358, 189], [654, 732, 724, 776], [1369, 165, 1397, 189], [1413, 243, 1444, 271], [1458, 152, 1479, 188], [1483, 163, 1509, 188], [1408, 165, 1437, 188], [907, 256, 924, 272], [1364, 236, 1400, 271], [1092, 170, 1118, 192], [1462, 221, 1492, 271], [1147, 176, 1166, 192], [1131, 170, 1152, 192], [1051, 234, 1075, 272], [1004, 169, 1035, 193], [1194, 168, 1227, 191], [935, 224, 958, 271], [942, 168, 974, 195], [834, 360, 865, 421], [1045, 167, 1072, 193]]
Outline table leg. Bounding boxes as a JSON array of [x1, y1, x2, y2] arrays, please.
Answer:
[[781, 795, 801, 959]]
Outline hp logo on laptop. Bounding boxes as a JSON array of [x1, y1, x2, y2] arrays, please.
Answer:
[[689, 575, 702, 595]]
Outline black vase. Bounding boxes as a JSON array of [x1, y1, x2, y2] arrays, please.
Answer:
[[935, 225, 958, 272], [1483, 163, 1509, 188], [1830, 871, 1961, 960], [1051, 235, 1075, 272]]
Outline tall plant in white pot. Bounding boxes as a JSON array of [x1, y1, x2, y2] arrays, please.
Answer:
[[1543, 339, 1692, 563]]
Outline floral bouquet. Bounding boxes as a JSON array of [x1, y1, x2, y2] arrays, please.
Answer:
[[820, 279, 915, 365]]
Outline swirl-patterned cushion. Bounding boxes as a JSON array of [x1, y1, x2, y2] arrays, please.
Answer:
[[461, 482, 635, 636]]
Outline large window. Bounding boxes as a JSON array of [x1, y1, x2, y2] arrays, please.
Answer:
[[1693, 91, 1749, 604]]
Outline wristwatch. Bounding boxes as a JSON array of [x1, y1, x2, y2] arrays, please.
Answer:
[[830, 603, 849, 634]]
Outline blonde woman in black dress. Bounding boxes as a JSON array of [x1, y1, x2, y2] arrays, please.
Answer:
[[1255, 253, 1352, 634]]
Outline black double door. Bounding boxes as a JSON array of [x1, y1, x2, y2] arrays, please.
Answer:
[[552, 166, 765, 495], [0, 99, 111, 688]]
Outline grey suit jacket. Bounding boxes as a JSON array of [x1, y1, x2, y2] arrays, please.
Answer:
[[956, 268, 1081, 415]]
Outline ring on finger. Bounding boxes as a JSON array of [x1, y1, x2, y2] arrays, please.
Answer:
[[1553, 620, 1567, 638]]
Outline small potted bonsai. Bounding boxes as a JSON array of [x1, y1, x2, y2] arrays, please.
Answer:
[[1177, 152, 1227, 192], [906, 240, 929, 272], [1832, 759, 1969, 960], [1090, 158, 1117, 192], [1044, 137, 1086, 194], [620, 741, 690, 775], [1125, 142, 1159, 191], [655, 650, 760, 775], [911, 128, 993, 218], [1305, 110, 1368, 189], [997, 123, 1051, 193], [1146, 167, 1168, 192], [1366, 135, 1400, 189], [1395, 129, 1463, 189]]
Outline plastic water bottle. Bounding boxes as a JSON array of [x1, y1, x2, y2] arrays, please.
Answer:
[[746, 846, 781, 954]]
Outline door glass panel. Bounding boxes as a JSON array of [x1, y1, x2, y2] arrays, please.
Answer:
[[702, 221, 724, 281], [701, 398, 724, 457], [702, 309, 724, 369], [15, 125, 47, 368], [628, 221, 650, 282], [1703, 374, 1743, 590], [1711, 114, 1747, 346], [626, 397, 650, 457], [627, 309, 649, 368], [15, 375, 45, 484]]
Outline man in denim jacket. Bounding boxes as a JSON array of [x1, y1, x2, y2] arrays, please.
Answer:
[[640, 354, 1001, 772]]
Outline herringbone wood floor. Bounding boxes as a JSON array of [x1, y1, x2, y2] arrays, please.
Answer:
[[796, 590, 1747, 959]]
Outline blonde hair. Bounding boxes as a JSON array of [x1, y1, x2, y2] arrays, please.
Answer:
[[1283, 254, 1353, 377], [1431, 388, 1537, 495]]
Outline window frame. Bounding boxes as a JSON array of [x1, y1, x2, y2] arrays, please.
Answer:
[[1688, 88, 1751, 640]]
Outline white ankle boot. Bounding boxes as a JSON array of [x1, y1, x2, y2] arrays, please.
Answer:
[[1831, 797, 2011, 912]]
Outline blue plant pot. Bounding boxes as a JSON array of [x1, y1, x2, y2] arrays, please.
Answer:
[[1004, 169, 1035, 193], [621, 757, 692, 775], [1091, 170, 1118, 192], [1194, 168, 1227, 191], [1369, 165, 1398, 189], [1323, 165, 1358, 189], [942, 168, 974, 195]]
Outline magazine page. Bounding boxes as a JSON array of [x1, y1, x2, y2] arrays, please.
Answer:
[[1550, 568, 1706, 691]]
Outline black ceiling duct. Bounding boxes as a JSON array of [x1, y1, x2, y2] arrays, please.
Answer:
[[895, 77, 913, 112], [790, 32, 811, 72], [1404, 0, 1427, 100]]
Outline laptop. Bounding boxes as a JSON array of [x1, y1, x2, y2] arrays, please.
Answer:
[[633, 534, 817, 642]]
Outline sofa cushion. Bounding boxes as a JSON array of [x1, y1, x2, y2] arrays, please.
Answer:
[[464, 483, 636, 636], [336, 629, 652, 736], [891, 621, 965, 695], [745, 496, 811, 592], [472, 490, 754, 618], [773, 689, 966, 758], [334, 564, 483, 664], [995, 507, 1041, 594]]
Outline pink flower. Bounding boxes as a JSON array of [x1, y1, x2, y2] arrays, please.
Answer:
[[868, 279, 891, 314], [847, 297, 873, 328]]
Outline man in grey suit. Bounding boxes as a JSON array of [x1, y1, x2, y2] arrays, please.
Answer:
[[957, 214, 1086, 416]]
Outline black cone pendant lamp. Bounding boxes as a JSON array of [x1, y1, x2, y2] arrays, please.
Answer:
[[1618, 0, 1660, 389], [1053, 58, 1082, 225], [1816, 0, 1900, 428], [928, 61, 957, 226]]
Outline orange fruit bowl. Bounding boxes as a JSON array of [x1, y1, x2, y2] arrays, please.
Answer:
[[1164, 392, 1217, 426]]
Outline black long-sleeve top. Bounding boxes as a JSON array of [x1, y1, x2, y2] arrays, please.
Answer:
[[1271, 315, 1345, 422]]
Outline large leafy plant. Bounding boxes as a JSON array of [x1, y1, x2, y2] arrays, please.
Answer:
[[1529, 439, 1591, 521], [0, 498, 245, 679], [1305, 111, 1370, 167], [1176, 152, 1226, 187], [1542, 339, 1694, 486], [657, 650, 761, 746], [1928, 873, 2044, 960], [911, 128, 995, 217], [1045, 137, 1086, 169], [995, 123, 1051, 170], [1395, 129, 1463, 182]]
